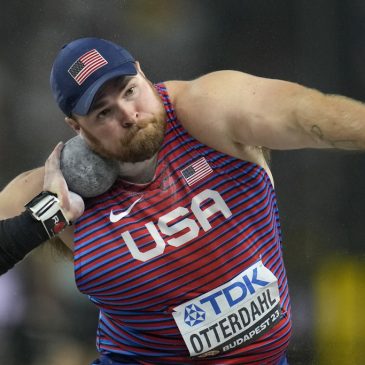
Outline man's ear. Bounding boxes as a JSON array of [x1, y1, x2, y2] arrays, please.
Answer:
[[65, 117, 81, 134]]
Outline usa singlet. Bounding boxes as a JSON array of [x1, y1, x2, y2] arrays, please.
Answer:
[[73, 83, 292, 364]]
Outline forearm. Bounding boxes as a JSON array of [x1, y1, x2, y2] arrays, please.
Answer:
[[295, 90, 365, 150], [0, 189, 74, 275], [219, 73, 365, 151]]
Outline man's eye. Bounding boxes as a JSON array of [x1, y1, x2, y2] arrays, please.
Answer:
[[97, 108, 111, 119], [125, 86, 135, 96]]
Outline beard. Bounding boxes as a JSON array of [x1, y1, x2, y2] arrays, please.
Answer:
[[82, 110, 167, 163]]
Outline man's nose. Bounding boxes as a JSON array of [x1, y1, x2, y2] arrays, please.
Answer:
[[116, 104, 138, 128]]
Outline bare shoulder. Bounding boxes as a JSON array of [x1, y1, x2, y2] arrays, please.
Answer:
[[164, 70, 268, 139], [164, 70, 247, 139], [0, 167, 45, 218], [165, 70, 255, 100], [164, 71, 275, 181], [164, 72, 266, 151], [165, 70, 299, 113]]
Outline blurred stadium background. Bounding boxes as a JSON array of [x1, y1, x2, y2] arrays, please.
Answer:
[[0, 1, 364, 364]]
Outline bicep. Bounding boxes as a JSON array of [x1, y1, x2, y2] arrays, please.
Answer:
[[228, 76, 325, 150], [0, 167, 45, 219], [175, 71, 324, 152]]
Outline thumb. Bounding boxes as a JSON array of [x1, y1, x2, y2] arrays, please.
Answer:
[[68, 191, 85, 221]]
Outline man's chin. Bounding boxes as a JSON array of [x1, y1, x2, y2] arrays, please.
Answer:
[[114, 148, 158, 163]]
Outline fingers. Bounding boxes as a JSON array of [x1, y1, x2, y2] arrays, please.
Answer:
[[43, 142, 85, 222], [43, 141, 66, 197], [45, 141, 63, 173]]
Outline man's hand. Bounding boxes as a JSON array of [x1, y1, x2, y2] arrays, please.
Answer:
[[44, 142, 85, 222]]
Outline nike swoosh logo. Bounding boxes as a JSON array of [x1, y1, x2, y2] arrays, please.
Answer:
[[109, 196, 143, 223]]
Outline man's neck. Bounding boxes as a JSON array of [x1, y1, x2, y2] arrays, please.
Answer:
[[117, 154, 158, 184]]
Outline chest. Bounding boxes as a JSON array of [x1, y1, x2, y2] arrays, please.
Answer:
[[73, 151, 279, 310]]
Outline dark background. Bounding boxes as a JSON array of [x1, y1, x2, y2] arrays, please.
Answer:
[[0, 1, 364, 364]]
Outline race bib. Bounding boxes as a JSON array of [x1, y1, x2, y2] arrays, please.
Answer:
[[172, 260, 282, 357]]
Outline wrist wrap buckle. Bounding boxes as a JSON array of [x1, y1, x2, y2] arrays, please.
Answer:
[[25, 191, 70, 238]]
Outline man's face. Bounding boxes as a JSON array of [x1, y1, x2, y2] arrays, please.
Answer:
[[71, 71, 166, 163]]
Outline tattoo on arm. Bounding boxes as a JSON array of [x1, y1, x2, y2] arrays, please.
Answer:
[[310, 125, 358, 150], [310, 125, 324, 140]]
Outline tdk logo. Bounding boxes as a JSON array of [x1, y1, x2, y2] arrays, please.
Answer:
[[184, 304, 206, 326], [199, 268, 270, 315]]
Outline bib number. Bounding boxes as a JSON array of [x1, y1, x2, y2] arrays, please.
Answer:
[[172, 260, 282, 357]]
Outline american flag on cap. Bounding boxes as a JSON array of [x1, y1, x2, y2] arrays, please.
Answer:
[[181, 157, 213, 186], [68, 49, 108, 85]]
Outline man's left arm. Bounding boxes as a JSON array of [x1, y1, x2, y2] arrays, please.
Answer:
[[236, 77, 365, 150], [171, 70, 365, 153]]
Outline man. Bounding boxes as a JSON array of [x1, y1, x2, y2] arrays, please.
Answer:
[[1, 37, 364, 364]]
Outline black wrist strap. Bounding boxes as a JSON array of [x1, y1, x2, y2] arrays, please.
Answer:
[[25, 191, 70, 238], [0, 210, 49, 275]]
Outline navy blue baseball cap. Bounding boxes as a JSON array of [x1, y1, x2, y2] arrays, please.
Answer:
[[50, 37, 137, 116]]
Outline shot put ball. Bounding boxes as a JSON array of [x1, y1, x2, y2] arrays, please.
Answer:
[[60, 135, 119, 198]]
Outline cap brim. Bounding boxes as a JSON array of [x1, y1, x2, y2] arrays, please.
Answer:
[[72, 62, 137, 116]]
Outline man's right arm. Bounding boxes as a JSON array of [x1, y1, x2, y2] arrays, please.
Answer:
[[0, 142, 84, 226], [0, 143, 84, 274], [0, 168, 55, 274], [0, 167, 45, 219]]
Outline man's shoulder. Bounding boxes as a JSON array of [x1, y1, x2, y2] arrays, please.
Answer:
[[164, 69, 242, 88], [163, 70, 256, 106]]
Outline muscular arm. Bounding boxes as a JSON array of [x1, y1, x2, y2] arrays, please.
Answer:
[[0, 167, 44, 219], [168, 71, 365, 154], [0, 143, 83, 254]]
